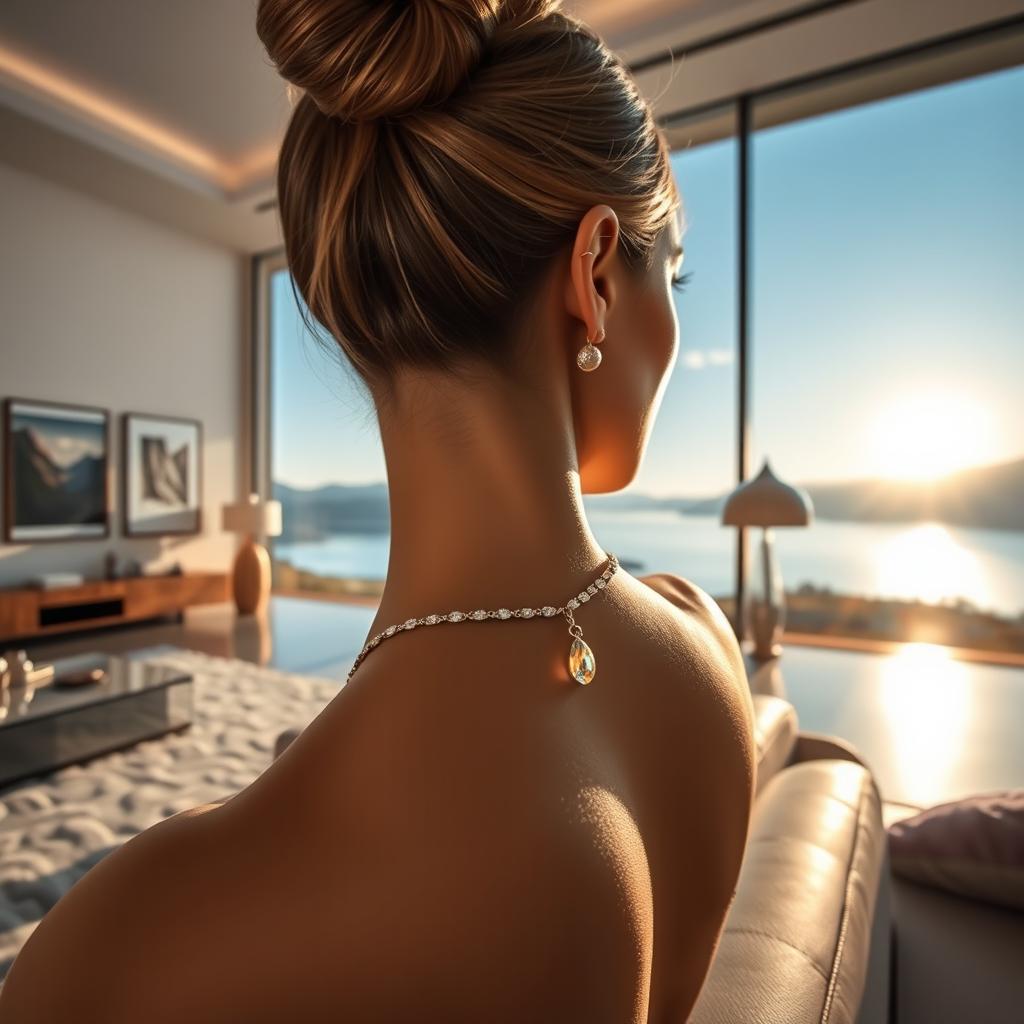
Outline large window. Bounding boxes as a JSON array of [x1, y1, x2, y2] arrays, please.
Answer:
[[265, 122, 739, 604], [260, 31, 1024, 657], [751, 61, 1024, 653], [583, 114, 738, 606], [268, 266, 388, 599]]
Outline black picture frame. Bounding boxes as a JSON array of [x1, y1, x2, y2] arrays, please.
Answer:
[[2, 397, 111, 543], [122, 413, 203, 537]]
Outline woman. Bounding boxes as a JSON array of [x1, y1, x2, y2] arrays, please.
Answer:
[[0, 1, 755, 1020]]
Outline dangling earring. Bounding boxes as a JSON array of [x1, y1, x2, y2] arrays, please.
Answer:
[[577, 327, 604, 372]]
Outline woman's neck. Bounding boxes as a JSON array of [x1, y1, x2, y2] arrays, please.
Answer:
[[369, 365, 608, 630]]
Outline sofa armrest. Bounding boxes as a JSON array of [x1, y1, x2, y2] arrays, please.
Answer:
[[793, 731, 871, 771], [692, 759, 889, 1024], [753, 694, 799, 797]]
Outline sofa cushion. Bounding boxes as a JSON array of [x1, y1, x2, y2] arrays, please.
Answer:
[[691, 759, 887, 1024], [888, 789, 1024, 911]]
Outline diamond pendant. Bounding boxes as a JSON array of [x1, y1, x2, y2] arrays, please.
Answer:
[[569, 637, 596, 685]]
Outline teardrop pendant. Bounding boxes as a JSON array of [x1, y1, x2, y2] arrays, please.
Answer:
[[569, 637, 596, 685]]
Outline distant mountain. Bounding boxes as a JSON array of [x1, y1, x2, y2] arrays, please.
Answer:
[[274, 456, 1024, 539], [670, 457, 1024, 532], [799, 457, 1024, 532], [11, 427, 106, 526], [272, 480, 704, 542], [581, 491, 699, 514], [274, 480, 390, 541]]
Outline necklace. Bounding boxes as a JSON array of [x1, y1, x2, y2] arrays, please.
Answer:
[[346, 552, 619, 685]]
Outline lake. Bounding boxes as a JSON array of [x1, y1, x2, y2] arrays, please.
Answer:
[[274, 511, 1024, 618]]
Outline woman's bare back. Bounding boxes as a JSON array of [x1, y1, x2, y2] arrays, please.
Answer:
[[0, 572, 754, 1023]]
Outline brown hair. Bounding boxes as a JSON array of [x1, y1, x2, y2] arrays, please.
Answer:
[[257, 0, 678, 389]]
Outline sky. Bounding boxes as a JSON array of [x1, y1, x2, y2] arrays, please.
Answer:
[[271, 62, 1024, 497]]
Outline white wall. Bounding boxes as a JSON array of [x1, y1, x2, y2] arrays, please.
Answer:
[[0, 161, 246, 587]]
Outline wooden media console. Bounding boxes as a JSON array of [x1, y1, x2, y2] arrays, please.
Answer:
[[0, 572, 229, 643]]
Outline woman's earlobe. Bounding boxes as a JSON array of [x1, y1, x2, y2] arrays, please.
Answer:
[[577, 326, 605, 372]]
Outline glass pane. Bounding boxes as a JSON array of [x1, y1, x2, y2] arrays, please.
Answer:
[[586, 119, 738, 611], [269, 268, 388, 598], [751, 62, 1024, 653], [268, 112, 739, 607]]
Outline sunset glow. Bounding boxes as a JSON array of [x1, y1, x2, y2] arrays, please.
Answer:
[[879, 643, 973, 805], [873, 523, 989, 609], [868, 393, 995, 481]]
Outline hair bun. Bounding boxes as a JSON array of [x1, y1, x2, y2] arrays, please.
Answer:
[[258, 0, 559, 122]]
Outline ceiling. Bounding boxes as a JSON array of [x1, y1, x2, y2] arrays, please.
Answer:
[[1, 0, 1016, 251], [0, 0, 288, 198], [0, 0, 754, 194], [0, 0, 779, 249]]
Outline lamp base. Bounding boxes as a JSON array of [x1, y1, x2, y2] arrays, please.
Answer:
[[232, 535, 271, 615], [750, 633, 784, 662], [749, 528, 786, 662]]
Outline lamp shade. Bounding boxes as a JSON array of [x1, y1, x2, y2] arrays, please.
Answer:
[[721, 460, 813, 528], [222, 494, 282, 537]]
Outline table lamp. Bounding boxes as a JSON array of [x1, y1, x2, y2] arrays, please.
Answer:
[[722, 460, 813, 661], [222, 494, 283, 615]]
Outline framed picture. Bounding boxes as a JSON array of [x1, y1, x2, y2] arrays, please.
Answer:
[[3, 398, 111, 543], [122, 413, 202, 537]]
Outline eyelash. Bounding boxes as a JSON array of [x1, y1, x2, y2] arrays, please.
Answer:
[[671, 270, 693, 294]]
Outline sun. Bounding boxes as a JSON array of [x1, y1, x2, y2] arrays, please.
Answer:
[[868, 392, 994, 481]]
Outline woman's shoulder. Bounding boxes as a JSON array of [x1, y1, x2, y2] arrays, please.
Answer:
[[0, 704, 646, 1023], [636, 571, 755, 719], [1, 789, 382, 1022], [0, 800, 237, 1021], [627, 574, 756, 825], [637, 570, 738, 645]]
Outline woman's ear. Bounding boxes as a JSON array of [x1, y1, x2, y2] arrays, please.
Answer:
[[565, 205, 620, 344]]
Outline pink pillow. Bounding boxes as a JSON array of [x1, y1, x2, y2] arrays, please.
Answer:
[[888, 790, 1024, 911]]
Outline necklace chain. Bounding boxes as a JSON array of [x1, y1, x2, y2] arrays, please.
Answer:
[[346, 552, 619, 682]]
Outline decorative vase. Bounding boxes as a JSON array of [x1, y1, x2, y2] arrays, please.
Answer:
[[232, 535, 272, 615]]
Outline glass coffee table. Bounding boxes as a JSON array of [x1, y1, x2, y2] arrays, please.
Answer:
[[0, 652, 194, 790]]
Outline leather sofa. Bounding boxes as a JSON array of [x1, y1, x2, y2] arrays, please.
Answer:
[[691, 694, 891, 1024]]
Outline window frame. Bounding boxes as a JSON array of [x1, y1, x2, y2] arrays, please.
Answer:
[[251, 19, 1024, 662]]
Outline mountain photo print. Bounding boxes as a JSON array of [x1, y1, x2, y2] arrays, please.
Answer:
[[3, 399, 110, 542]]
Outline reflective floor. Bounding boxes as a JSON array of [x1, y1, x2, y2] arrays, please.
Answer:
[[754, 643, 1024, 807], [26, 596, 1024, 808], [26, 597, 376, 683]]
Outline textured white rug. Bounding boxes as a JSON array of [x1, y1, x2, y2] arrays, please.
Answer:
[[0, 648, 338, 980]]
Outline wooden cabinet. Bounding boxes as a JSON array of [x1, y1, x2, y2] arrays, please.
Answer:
[[0, 590, 36, 639], [0, 573, 229, 643]]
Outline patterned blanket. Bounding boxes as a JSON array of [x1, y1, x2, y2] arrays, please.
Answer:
[[0, 648, 336, 980]]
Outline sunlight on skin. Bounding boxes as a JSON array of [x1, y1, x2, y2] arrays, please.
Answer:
[[868, 392, 995, 481], [873, 522, 991, 608], [879, 643, 974, 806], [573, 785, 654, 1020]]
